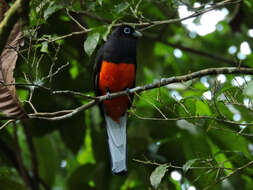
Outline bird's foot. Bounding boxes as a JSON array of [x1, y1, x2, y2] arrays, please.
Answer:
[[105, 88, 111, 100], [125, 88, 130, 96]]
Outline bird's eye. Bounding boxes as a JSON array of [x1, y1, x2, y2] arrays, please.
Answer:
[[123, 27, 131, 34]]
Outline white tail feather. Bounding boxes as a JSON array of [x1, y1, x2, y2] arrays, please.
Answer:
[[105, 113, 127, 174]]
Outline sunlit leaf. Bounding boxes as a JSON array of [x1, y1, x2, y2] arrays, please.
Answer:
[[244, 0, 252, 8], [97, 0, 103, 6], [41, 41, 49, 53], [44, 3, 64, 20], [195, 100, 211, 116], [243, 80, 253, 97], [84, 32, 100, 56], [2, 0, 253, 189], [177, 120, 198, 135], [114, 2, 130, 14], [150, 164, 168, 189], [182, 159, 197, 173]]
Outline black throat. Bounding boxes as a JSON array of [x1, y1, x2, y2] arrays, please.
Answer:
[[103, 37, 136, 64]]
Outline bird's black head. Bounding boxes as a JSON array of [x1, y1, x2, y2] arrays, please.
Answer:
[[110, 25, 142, 40], [103, 25, 141, 63]]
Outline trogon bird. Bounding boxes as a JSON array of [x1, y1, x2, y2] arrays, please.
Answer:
[[93, 25, 142, 175]]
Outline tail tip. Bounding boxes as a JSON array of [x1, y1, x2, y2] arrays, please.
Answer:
[[112, 170, 128, 176]]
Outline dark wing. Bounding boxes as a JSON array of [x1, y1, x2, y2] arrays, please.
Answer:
[[93, 45, 104, 96], [128, 63, 136, 108]]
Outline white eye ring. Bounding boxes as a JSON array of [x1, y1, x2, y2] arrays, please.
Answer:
[[123, 27, 131, 34]]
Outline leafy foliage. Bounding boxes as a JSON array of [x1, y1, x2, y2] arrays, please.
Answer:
[[1, 0, 253, 190]]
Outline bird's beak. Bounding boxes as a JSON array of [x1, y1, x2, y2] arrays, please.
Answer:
[[132, 30, 142, 38]]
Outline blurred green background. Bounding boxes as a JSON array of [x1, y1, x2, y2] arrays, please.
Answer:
[[1, 0, 253, 189]]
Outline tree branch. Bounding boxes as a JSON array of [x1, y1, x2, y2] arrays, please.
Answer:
[[117, 0, 241, 28], [131, 111, 253, 126], [134, 158, 253, 189], [27, 67, 253, 121], [36, 0, 240, 44], [133, 158, 235, 171]]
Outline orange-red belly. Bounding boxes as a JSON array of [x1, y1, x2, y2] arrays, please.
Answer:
[[99, 61, 135, 122]]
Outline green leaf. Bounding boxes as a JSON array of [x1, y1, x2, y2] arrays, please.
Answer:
[[206, 137, 233, 175], [182, 159, 197, 173], [195, 100, 211, 116], [69, 60, 79, 79], [170, 176, 181, 190], [244, 0, 252, 8], [178, 98, 196, 117], [150, 164, 168, 189], [176, 120, 198, 135], [97, 0, 103, 6], [67, 164, 95, 190], [0, 177, 26, 190], [216, 101, 233, 120], [243, 80, 253, 97], [59, 114, 86, 154], [44, 3, 64, 20], [84, 33, 100, 56], [34, 136, 57, 186], [102, 20, 118, 41], [41, 41, 48, 53], [114, 2, 130, 14], [17, 89, 28, 102], [77, 126, 95, 164]]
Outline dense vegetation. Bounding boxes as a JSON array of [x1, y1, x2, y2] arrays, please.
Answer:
[[0, 0, 253, 189]]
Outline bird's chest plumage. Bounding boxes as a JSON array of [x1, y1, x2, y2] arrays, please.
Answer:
[[99, 61, 135, 122], [99, 61, 135, 93]]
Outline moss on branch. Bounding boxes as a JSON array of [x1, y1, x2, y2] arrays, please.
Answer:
[[0, 0, 29, 55]]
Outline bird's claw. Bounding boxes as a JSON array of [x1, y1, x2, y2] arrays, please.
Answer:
[[105, 88, 112, 100], [106, 92, 112, 100], [125, 88, 130, 96]]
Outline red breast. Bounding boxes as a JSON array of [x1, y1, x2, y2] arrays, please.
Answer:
[[99, 61, 135, 122]]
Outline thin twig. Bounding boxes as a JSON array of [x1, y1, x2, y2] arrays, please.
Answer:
[[133, 159, 235, 171], [135, 92, 168, 119], [0, 119, 14, 130], [24, 100, 38, 113], [120, 0, 241, 29], [29, 109, 73, 117], [51, 90, 98, 100], [28, 100, 97, 120], [40, 30, 90, 43], [24, 67, 253, 120], [1, 67, 253, 121], [32, 0, 240, 44], [66, 8, 87, 31], [131, 111, 253, 126], [41, 62, 69, 81], [203, 160, 253, 190]]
